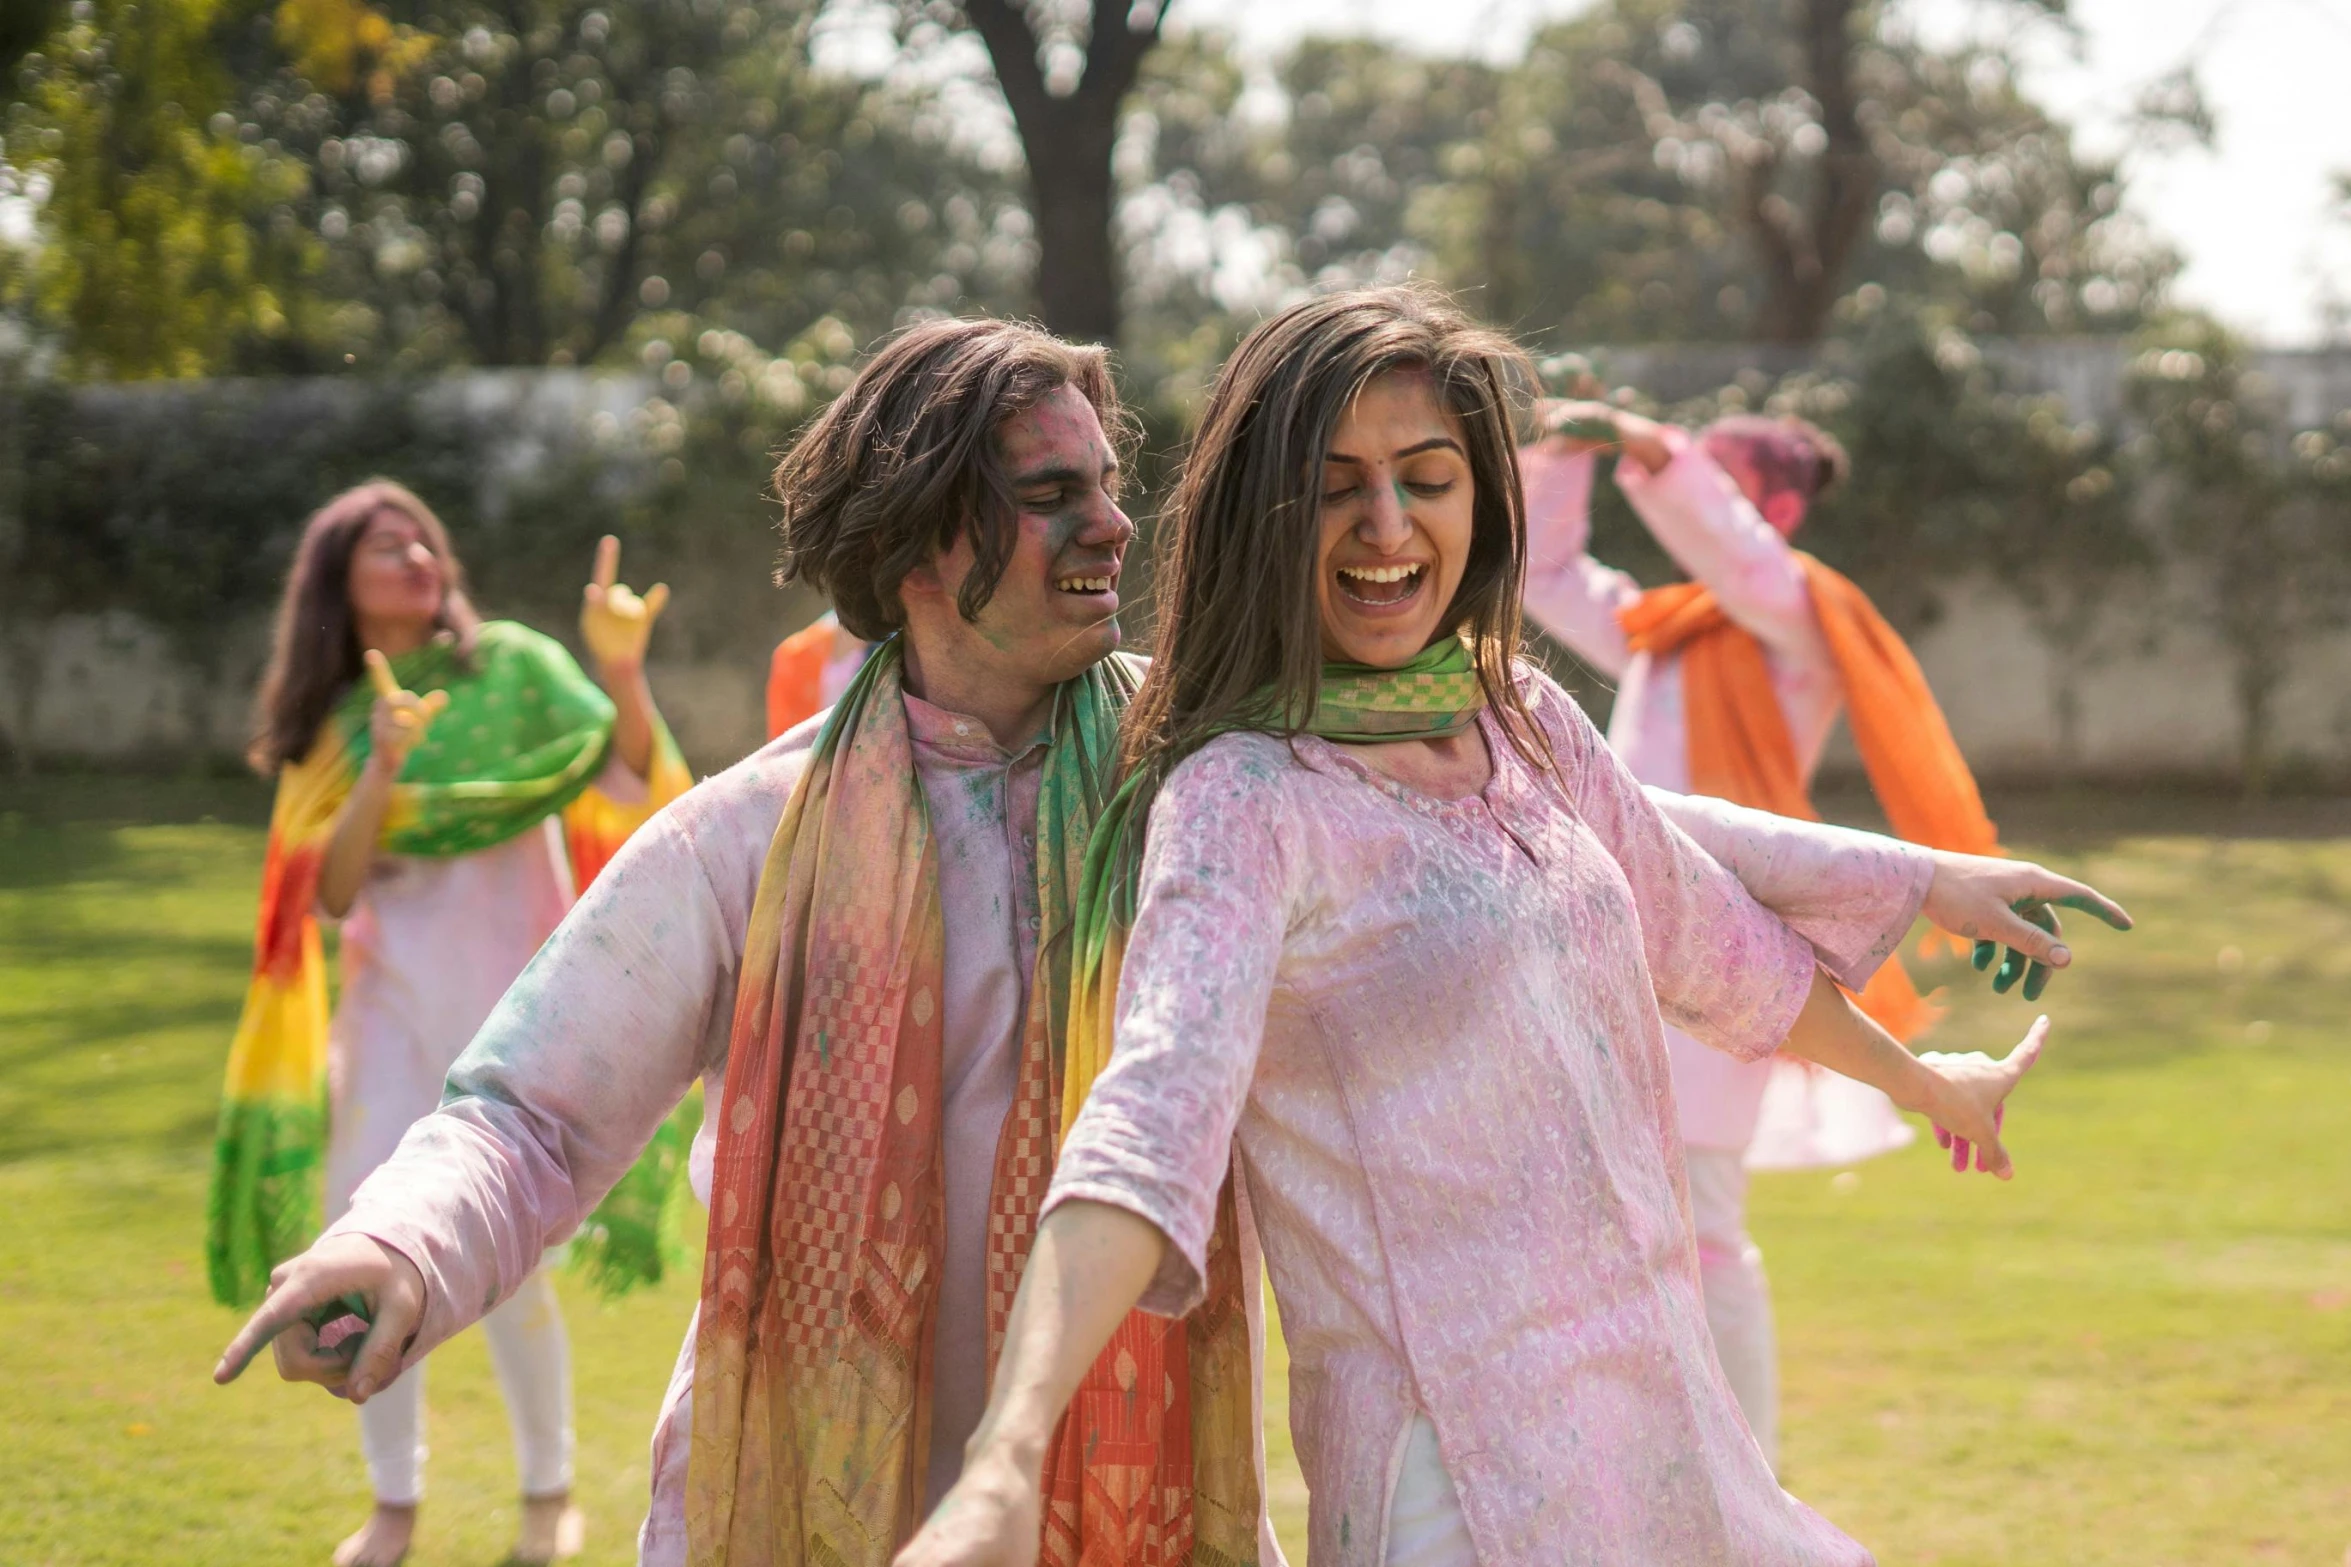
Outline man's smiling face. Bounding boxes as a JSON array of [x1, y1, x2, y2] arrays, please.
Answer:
[[903, 382, 1135, 699]]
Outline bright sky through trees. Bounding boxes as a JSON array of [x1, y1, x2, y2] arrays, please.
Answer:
[[1178, 0, 2351, 347]]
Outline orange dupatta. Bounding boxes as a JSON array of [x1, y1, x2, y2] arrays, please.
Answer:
[[1617, 554, 1999, 1040]]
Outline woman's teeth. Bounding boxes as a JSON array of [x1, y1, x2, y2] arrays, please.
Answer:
[[1057, 576, 1113, 594], [1336, 563, 1425, 604]]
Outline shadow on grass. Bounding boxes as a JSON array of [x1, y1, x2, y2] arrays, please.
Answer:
[[0, 771, 274, 829]]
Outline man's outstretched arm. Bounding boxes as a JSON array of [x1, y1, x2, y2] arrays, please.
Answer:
[[215, 792, 748, 1402]]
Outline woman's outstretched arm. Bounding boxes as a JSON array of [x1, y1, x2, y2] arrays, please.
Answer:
[[318, 650, 447, 917], [892, 1202, 1167, 1567]]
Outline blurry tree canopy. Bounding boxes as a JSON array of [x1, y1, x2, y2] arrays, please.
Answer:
[[4, 0, 1029, 375], [1116, 0, 2179, 354], [2127, 321, 2351, 797], [1, 0, 320, 378]]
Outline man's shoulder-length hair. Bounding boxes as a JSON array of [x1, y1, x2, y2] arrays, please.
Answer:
[[771, 316, 1133, 639]]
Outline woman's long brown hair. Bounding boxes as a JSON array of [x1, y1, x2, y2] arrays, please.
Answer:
[[1124, 284, 1547, 786], [247, 480, 481, 774]]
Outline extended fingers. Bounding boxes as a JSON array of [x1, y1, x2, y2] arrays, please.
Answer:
[[2046, 883, 2133, 932], [364, 648, 403, 702], [2001, 1015, 2052, 1082], [216, 1283, 333, 1383], [593, 533, 620, 590], [641, 581, 670, 622]]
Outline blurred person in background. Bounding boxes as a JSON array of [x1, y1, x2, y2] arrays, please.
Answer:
[[1516, 397, 2123, 1470], [765, 610, 874, 739], [210, 482, 688, 1566]]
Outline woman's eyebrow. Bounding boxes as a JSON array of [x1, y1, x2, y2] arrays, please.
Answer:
[[1393, 436, 1465, 459], [1325, 436, 1465, 466]]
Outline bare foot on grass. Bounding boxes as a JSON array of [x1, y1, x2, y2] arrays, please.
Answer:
[[514, 1492, 584, 1564], [332, 1502, 416, 1567]]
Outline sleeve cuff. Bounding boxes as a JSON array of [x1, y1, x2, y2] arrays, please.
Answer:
[[1750, 919, 1826, 1063]]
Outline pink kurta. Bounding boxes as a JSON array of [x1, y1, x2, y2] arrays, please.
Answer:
[[1047, 671, 1890, 1567], [1521, 434, 1871, 1156]]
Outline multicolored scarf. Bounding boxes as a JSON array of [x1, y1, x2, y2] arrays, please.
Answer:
[[205, 620, 692, 1308], [686, 639, 1261, 1567], [1066, 636, 1489, 1126]]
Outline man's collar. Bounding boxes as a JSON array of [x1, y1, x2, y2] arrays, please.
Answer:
[[901, 688, 1054, 762]]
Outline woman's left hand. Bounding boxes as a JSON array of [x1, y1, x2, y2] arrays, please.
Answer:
[[1915, 1015, 2051, 1180], [1922, 850, 2133, 1002], [579, 534, 670, 674]]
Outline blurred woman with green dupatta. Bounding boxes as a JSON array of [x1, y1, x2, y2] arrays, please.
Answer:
[[217, 481, 690, 1567]]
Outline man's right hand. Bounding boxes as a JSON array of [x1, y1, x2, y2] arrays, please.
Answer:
[[213, 1232, 426, 1405]]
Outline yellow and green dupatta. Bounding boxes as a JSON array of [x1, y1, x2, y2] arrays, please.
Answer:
[[205, 620, 692, 1307], [1066, 636, 1488, 1118]]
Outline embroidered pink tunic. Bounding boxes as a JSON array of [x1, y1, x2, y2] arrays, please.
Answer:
[[1047, 672, 1882, 1566]]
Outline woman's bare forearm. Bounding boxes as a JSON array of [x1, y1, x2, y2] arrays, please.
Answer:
[[1777, 967, 1940, 1116], [600, 660, 658, 780], [966, 1201, 1164, 1470], [317, 755, 398, 918]]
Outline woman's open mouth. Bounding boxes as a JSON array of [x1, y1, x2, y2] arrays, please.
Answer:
[[1335, 562, 1427, 608]]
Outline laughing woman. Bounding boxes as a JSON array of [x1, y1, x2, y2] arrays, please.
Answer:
[[210, 482, 689, 1567], [897, 289, 2063, 1567]]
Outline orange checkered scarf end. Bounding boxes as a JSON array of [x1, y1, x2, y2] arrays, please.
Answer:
[[685, 642, 1259, 1567], [1619, 554, 2001, 1041]]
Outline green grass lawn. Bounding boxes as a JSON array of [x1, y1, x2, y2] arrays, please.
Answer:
[[4, 775, 2348, 1565]]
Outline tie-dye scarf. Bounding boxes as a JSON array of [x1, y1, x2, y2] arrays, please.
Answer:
[[205, 620, 692, 1307], [687, 638, 1263, 1567]]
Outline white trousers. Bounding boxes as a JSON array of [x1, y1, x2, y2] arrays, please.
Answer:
[[1686, 1146, 1779, 1473], [1382, 1413, 1478, 1567], [357, 1269, 575, 1505]]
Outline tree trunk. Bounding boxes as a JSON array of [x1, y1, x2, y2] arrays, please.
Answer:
[[962, 0, 1166, 347], [1026, 120, 1122, 345], [2237, 658, 2276, 801], [1745, 0, 1877, 343]]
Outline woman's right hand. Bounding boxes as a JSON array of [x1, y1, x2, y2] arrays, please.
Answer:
[[1914, 1014, 2052, 1180], [891, 1443, 1044, 1567], [363, 647, 448, 771]]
